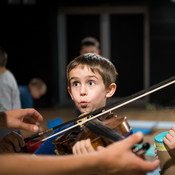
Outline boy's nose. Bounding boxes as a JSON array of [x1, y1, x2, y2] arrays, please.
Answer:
[[80, 85, 87, 96]]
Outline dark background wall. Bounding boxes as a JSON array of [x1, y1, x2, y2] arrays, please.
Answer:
[[0, 1, 58, 107], [0, 0, 174, 108]]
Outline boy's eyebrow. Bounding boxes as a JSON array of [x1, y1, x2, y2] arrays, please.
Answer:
[[69, 75, 99, 81], [69, 77, 77, 81], [87, 75, 99, 79]]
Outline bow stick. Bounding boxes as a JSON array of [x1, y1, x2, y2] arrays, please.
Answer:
[[25, 75, 175, 146]]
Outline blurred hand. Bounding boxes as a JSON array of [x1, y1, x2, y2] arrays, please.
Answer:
[[0, 108, 43, 132], [0, 131, 25, 153], [163, 127, 175, 159], [97, 132, 160, 175]]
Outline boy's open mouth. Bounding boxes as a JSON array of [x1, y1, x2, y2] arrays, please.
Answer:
[[80, 101, 88, 107]]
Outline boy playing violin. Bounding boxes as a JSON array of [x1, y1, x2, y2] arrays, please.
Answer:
[[67, 53, 117, 154], [33, 53, 160, 175], [34, 53, 117, 155]]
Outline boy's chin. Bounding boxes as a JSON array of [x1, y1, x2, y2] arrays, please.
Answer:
[[80, 108, 91, 114]]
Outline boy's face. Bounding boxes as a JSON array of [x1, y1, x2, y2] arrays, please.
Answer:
[[68, 65, 113, 114]]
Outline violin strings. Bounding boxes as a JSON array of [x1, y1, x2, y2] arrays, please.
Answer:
[[84, 119, 124, 141]]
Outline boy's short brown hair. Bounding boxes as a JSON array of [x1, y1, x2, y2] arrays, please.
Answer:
[[67, 53, 118, 89]]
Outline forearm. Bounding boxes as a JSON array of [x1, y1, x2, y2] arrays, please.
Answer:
[[0, 153, 100, 175]]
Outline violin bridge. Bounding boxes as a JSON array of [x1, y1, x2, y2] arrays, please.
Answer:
[[77, 113, 92, 127]]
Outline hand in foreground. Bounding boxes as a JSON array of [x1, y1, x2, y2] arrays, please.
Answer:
[[0, 108, 43, 132], [0, 131, 25, 153], [163, 127, 175, 159], [97, 132, 160, 175]]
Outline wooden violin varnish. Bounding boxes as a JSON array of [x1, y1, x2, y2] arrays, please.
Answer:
[[52, 113, 134, 155]]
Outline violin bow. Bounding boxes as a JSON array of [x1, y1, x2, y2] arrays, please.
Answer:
[[25, 75, 175, 146]]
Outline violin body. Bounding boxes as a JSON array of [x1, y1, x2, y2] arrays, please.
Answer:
[[53, 113, 132, 155], [53, 127, 81, 155]]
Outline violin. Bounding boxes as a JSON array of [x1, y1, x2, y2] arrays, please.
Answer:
[[52, 112, 133, 155], [52, 111, 152, 159]]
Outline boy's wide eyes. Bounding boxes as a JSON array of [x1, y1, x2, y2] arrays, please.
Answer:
[[89, 81, 95, 86], [71, 80, 95, 87], [73, 82, 80, 86]]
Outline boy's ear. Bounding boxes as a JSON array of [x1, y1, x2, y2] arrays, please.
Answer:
[[106, 83, 117, 98], [67, 86, 73, 100]]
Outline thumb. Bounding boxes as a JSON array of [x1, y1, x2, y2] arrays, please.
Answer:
[[124, 132, 143, 149], [19, 123, 40, 132]]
